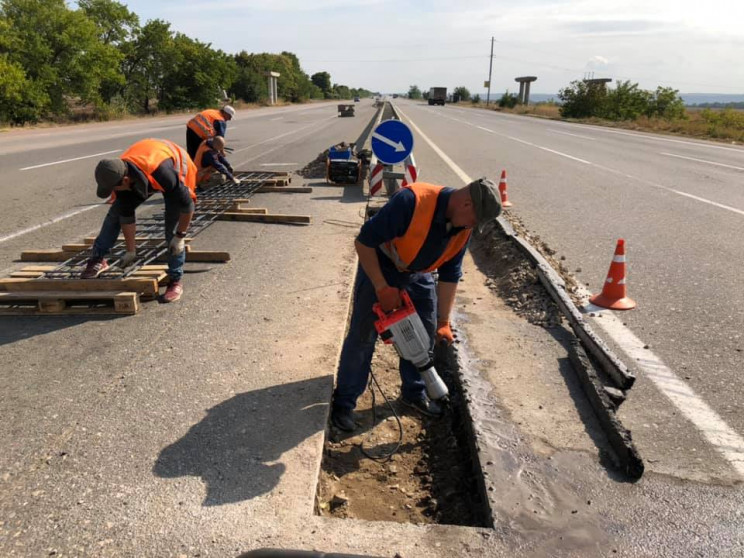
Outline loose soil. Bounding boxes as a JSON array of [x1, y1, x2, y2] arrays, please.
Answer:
[[316, 341, 486, 526]]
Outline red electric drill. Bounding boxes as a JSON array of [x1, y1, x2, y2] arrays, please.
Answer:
[[373, 290, 450, 401]]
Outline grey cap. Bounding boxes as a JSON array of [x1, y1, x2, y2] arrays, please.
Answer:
[[95, 158, 127, 199], [468, 177, 502, 232]]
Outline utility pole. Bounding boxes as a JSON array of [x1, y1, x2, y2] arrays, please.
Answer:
[[486, 36, 494, 106]]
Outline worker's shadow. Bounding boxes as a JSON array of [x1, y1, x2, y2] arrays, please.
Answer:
[[153, 375, 332, 506]]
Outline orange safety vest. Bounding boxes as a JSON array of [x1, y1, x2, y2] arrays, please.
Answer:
[[121, 139, 197, 200], [194, 139, 220, 184], [187, 109, 225, 140], [379, 183, 471, 273]]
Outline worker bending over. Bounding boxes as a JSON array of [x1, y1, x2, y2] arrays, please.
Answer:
[[331, 178, 502, 431], [194, 136, 239, 190], [186, 105, 235, 160], [82, 138, 197, 303]]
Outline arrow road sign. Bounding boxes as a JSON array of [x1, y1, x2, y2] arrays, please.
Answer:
[[371, 120, 414, 165]]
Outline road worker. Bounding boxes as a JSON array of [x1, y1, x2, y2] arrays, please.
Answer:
[[82, 138, 197, 303], [194, 136, 239, 191], [330, 178, 502, 432], [186, 105, 235, 160]]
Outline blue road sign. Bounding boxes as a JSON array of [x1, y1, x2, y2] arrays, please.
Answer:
[[371, 120, 414, 165]]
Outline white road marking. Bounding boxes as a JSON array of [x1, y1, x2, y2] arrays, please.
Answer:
[[585, 298, 744, 479], [234, 117, 336, 167], [20, 149, 121, 171], [549, 129, 596, 140], [0, 204, 103, 244], [660, 152, 744, 172], [437, 110, 744, 217], [270, 117, 283, 121], [396, 103, 744, 480], [232, 118, 332, 155]]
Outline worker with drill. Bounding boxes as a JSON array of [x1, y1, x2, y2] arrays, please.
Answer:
[[186, 105, 235, 160], [331, 178, 502, 432], [81, 138, 197, 303], [194, 136, 239, 191]]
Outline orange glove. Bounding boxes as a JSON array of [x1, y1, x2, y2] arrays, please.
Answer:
[[375, 286, 402, 313], [436, 320, 455, 345]]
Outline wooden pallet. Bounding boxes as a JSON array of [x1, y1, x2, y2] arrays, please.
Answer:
[[0, 291, 139, 315], [9, 265, 169, 284], [20, 248, 230, 263]]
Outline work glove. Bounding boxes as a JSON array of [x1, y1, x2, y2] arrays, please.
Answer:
[[436, 320, 455, 345], [375, 286, 402, 313], [120, 251, 137, 268], [169, 235, 186, 256], [231, 177, 241, 185]]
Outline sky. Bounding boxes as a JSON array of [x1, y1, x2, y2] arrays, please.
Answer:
[[117, 0, 744, 96]]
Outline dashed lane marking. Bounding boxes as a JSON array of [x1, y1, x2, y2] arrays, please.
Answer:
[[660, 152, 744, 172], [395, 102, 744, 480], [20, 149, 121, 171]]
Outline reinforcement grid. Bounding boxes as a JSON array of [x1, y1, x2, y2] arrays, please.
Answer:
[[40, 171, 277, 280]]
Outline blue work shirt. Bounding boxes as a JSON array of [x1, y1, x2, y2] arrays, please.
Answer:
[[213, 119, 227, 138], [200, 145, 234, 180], [357, 187, 469, 283]]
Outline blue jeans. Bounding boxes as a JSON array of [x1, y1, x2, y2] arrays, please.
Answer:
[[332, 264, 437, 412], [91, 198, 186, 282]]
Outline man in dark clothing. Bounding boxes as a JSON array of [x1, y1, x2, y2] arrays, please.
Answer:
[[82, 139, 197, 303], [330, 178, 502, 432], [194, 136, 239, 190], [186, 106, 235, 160]]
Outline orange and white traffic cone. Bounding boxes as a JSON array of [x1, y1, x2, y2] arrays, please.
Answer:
[[589, 239, 636, 310], [498, 169, 513, 208]]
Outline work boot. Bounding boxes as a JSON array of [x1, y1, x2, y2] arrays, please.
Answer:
[[162, 280, 183, 303], [331, 407, 357, 432], [401, 394, 444, 418], [80, 258, 109, 279]]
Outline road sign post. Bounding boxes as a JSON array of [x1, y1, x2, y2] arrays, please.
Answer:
[[371, 120, 414, 165]]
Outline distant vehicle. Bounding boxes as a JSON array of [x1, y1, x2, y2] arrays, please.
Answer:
[[428, 87, 447, 106], [354, 96, 360, 102], [392, 94, 399, 98]]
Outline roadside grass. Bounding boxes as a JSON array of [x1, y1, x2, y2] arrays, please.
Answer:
[[457, 101, 744, 144]]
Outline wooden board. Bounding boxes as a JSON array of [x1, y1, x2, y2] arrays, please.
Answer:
[[216, 212, 311, 225], [256, 186, 312, 194], [0, 291, 139, 315], [0, 277, 158, 296], [82, 236, 193, 245]]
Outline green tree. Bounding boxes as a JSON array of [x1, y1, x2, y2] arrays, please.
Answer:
[[408, 85, 422, 99], [122, 19, 174, 112], [498, 90, 518, 108], [558, 80, 608, 118], [311, 71, 332, 96], [1, 0, 123, 118], [453, 86, 470, 102], [78, 0, 139, 46], [604, 80, 650, 120], [647, 86, 686, 120]]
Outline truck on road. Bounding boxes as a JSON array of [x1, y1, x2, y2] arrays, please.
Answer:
[[428, 87, 447, 106]]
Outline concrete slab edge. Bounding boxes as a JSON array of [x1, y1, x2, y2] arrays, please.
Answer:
[[494, 216, 635, 390]]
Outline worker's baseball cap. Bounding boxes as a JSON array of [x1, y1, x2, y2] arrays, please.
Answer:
[[222, 105, 235, 119], [95, 158, 127, 199], [468, 177, 502, 232]]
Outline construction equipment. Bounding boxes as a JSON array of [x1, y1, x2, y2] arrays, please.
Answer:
[[326, 143, 361, 184], [373, 290, 449, 401], [337, 104, 355, 117]]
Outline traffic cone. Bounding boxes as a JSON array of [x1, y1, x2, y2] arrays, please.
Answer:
[[589, 239, 636, 310], [498, 169, 513, 208]]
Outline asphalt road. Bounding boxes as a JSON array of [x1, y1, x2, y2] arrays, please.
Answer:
[[392, 98, 744, 484], [1, 100, 742, 556]]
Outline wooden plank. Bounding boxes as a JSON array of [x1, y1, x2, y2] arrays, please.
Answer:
[[154, 250, 231, 263], [0, 277, 158, 296], [201, 208, 268, 215], [21, 249, 70, 262], [82, 236, 193, 245], [0, 291, 140, 316], [216, 212, 311, 225], [256, 186, 312, 194]]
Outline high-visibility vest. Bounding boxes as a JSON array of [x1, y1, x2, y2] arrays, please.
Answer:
[[187, 109, 225, 140], [121, 139, 197, 200], [194, 140, 219, 184], [379, 183, 471, 273]]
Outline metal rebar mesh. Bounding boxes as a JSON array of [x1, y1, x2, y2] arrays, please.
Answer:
[[40, 171, 279, 280]]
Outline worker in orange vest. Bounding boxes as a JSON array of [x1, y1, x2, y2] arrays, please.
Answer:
[[186, 105, 235, 160], [194, 136, 239, 191], [83, 139, 197, 303], [330, 178, 502, 432]]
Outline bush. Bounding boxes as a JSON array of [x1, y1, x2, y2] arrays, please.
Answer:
[[498, 91, 519, 108], [472, 94, 481, 104]]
